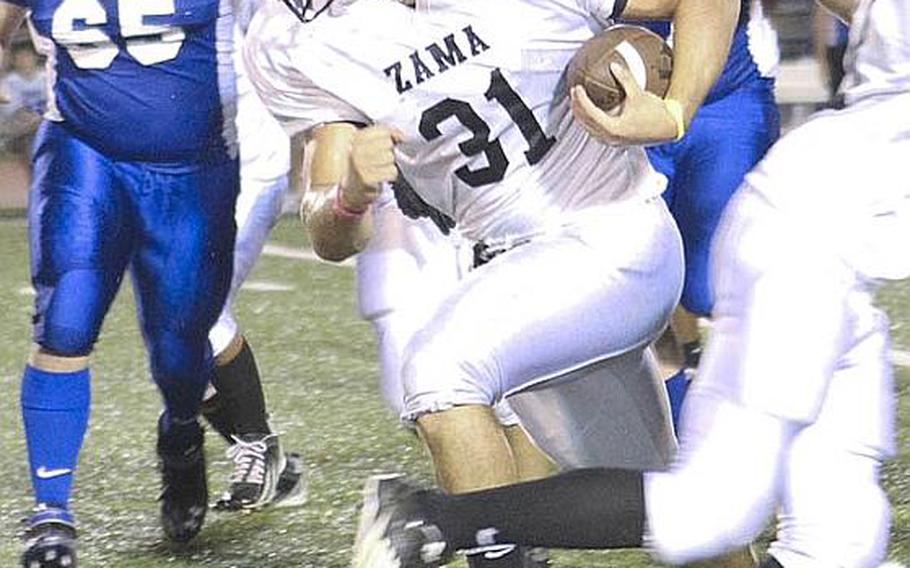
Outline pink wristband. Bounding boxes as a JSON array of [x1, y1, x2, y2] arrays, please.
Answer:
[[333, 186, 368, 219]]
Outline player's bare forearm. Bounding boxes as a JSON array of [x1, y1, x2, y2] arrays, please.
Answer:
[[816, 0, 859, 23], [623, 0, 739, 125], [301, 184, 373, 262], [664, 0, 739, 126], [301, 123, 374, 262]]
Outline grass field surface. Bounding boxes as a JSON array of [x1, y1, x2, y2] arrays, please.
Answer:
[[0, 217, 907, 567]]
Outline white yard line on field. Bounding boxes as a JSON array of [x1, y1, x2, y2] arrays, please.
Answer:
[[241, 280, 296, 292]]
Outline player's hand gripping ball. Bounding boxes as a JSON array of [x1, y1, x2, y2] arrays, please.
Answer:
[[567, 24, 673, 112]]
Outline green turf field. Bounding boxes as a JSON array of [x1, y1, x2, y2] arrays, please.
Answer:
[[0, 217, 907, 567]]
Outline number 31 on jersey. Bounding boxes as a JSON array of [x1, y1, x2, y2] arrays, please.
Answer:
[[420, 69, 556, 188]]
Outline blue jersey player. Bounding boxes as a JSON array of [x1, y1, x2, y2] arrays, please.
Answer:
[[631, 0, 781, 427], [0, 1, 239, 566]]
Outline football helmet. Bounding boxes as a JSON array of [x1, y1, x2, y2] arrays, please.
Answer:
[[281, 0, 415, 21]]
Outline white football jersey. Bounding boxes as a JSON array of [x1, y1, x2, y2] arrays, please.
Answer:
[[245, 0, 666, 241], [841, 0, 910, 104]]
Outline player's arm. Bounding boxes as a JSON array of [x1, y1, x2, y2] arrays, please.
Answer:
[[0, 1, 27, 104], [816, 0, 858, 23], [571, 0, 739, 145], [301, 122, 401, 262]]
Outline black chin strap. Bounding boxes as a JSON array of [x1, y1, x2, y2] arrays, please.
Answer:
[[279, 0, 335, 23]]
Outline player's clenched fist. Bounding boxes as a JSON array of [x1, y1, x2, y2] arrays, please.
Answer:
[[344, 125, 403, 208]]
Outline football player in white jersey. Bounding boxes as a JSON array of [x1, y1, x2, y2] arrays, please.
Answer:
[[347, 0, 910, 567], [246, 0, 737, 566], [200, 36, 308, 511]]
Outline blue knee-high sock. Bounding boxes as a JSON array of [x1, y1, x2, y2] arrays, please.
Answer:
[[21, 364, 91, 509]]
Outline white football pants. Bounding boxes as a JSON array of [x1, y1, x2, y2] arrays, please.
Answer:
[[399, 198, 684, 422]]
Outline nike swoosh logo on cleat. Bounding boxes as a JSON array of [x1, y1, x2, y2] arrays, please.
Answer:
[[36, 466, 73, 479]]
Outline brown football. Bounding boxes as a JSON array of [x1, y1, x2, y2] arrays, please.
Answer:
[[567, 25, 673, 111]]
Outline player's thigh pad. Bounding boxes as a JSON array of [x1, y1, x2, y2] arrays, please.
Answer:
[[28, 122, 134, 355], [401, 199, 683, 421]]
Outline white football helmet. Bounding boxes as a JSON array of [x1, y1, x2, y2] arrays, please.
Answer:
[[281, 0, 415, 22]]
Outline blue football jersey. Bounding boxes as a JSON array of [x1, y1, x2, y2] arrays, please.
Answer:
[[10, 0, 237, 162]]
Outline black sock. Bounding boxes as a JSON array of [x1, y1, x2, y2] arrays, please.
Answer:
[[681, 340, 702, 369], [423, 468, 645, 551], [206, 338, 271, 438]]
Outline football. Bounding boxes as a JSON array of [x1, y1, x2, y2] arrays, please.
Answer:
[[567, 24, 673, 111]]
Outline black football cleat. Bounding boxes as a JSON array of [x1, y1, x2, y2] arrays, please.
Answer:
[[21, 505, 77, 568], [158, 426, 208, 543], [351, 474, 452, 568]]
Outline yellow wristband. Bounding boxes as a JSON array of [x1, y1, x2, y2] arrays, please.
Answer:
[[663, 98, 686, 141]]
